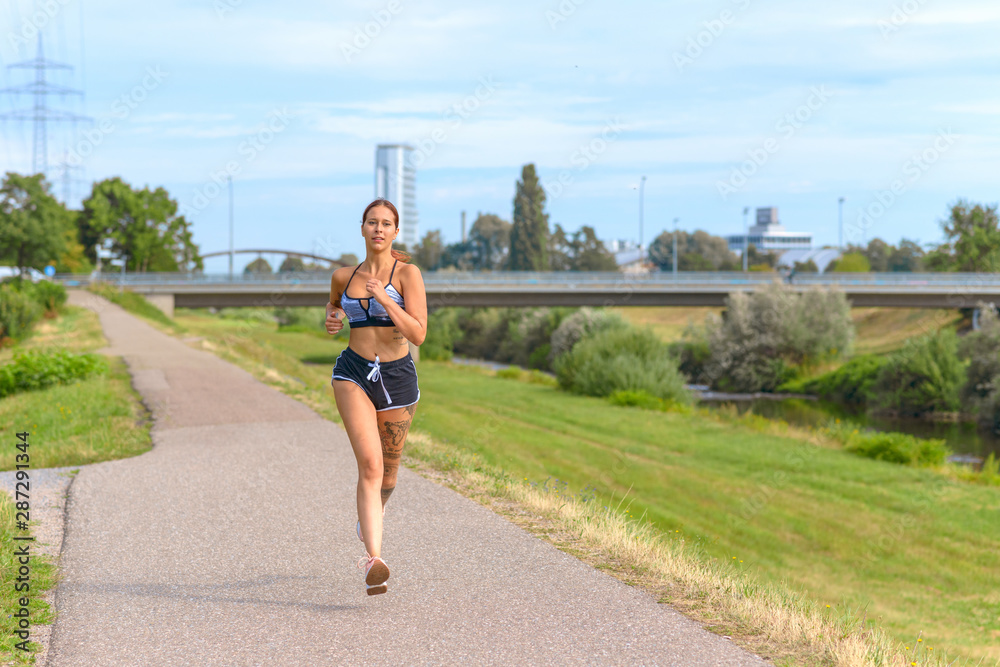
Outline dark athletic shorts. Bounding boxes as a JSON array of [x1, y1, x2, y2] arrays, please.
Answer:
[[331, 346, 420, 412]]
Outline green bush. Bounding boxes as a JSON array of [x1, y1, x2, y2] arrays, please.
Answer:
[[607, 389, 662, 410], [1, 277, 67, 314], [843, 430, 950, 467], [274, 307, 324, 331], [957, 304, 1000, 428], [449, 307, 574, 371], [669, 337, 712, 385], [791, 354, 888, 406], [421, 309, 462, 361], [872, 329, 964, 416], [495, 367, 522, 380], [548, 307, 627, 364], [555, 327, 690, 403], [703, 283, 854, 392], [452, 308, 506, 360], [0, 349, 108, 398], [0, 284, 42, 344]]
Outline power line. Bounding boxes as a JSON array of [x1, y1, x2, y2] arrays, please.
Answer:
[[0, 34, 89, 178]]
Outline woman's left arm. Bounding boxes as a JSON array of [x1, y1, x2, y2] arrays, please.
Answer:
[[372, 264, 427, 345]]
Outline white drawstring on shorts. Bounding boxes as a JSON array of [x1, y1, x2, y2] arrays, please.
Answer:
[[366, 355, 392, 405]]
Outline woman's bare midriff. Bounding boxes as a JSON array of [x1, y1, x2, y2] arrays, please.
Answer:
[[346, 324, 411, 362]]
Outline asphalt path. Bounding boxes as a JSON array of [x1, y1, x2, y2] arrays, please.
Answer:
[[43, 290, 768, 666]]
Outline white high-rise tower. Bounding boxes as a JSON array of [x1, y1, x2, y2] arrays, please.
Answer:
[[374, 144, 419, 247]]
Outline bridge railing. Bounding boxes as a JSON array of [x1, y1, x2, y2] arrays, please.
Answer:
[[54, 271, 1000, 288]]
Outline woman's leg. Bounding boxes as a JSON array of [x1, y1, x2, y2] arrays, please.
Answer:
[[333, 379, 384, 558], [377, 402, 417, 511]]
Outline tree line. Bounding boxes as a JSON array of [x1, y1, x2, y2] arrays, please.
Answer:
[[0, 172, 202, 274], [2, 168, 996, 275], [407, 163, 620, 272]]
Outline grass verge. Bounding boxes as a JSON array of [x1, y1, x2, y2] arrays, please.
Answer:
[[0, 491, 56, 665], [0, 305, 153, 471], [172, 308, 1000, 666], [86, 283, 186, 335]]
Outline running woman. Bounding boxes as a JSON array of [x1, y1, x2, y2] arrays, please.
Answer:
[[325, 198, 427, 596]]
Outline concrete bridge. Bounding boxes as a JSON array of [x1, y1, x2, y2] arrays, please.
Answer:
[[59, 271, 1000, 318]]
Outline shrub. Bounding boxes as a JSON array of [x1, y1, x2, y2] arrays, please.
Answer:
[[1, 277, 67, 315], [957, 303, 1000, 427], [843, 430, 950, 467], [421, 309, 462, 361], [0, 349, 108, 398], [793, 354, 888, 406], [669, 336, 712, 385], [452, 308, 506, 360], [607, 389, 662, 410], [548, 307, 627, 363], [703, 283, 854, 392], [496, 308, 561, 369], [0, 284, 42, 344], [495, 367, 522, 380], [872, 329, 964, 416], [450, 307, 574, 371], [274, 307, 324, 331], [555, 327, 690, 403]]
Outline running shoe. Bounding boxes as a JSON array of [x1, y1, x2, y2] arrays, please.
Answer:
[[357, 553, 390, 595]]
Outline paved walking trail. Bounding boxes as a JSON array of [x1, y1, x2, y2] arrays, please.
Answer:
[[46, 291, 768, 666]]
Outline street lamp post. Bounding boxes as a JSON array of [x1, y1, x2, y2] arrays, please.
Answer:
[[742, 206, 750, 272], [672, 217, 679, 276], [638, 175, 646, 268], [228, 176, 235, 280], [838, 196, 845, 249]]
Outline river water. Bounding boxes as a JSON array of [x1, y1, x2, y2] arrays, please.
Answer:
[[702, 396, 1000, 461], [451, 357, 998, 462]]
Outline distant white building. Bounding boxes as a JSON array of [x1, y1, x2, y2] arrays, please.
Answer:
[[726, 207, 812, 254], [609, 240, 649, 273], [374, 144, 419, 247]]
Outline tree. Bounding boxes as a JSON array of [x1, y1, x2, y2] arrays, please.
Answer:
[[648, 229, 740, 271], [792, 259, 818, 273], [244, 257, 272, 274], [412, 230, 445, 270], [278, 256, 306, 273], [548, 224, 572, 271], [887, 239, 924, 272], [507, 164, 549, 271], [936, 199, 1000, 272], [745, 243, 780, 269], [0, 172, 69, 273], [864, 238, 890, 272], [468, 213, 511, 270], [831, 252, 871, 272], [569, 226, 617, 271], [79, 177, 203, 272]]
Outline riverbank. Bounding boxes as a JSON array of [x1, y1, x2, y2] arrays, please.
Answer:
[[169, 305, 1000, 664]]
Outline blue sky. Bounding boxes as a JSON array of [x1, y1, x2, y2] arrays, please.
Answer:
[[1, 0, 998, 271]]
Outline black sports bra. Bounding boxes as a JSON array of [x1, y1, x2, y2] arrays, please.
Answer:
[[339, 261, 405, 328]]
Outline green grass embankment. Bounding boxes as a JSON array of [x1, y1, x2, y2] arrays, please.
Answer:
[[172, 307, 1000, 665], [0, 491, 56, 664], [0, 304, 153, 470], [0, 302, 153, 665]]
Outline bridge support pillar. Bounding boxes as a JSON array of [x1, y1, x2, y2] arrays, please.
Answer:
[[146, 293, 175, 319], [409, 340, 420, 363]]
